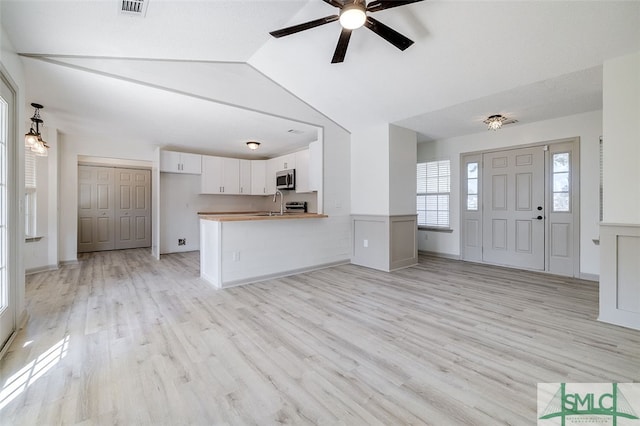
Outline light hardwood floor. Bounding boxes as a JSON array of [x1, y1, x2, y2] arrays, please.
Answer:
[[1, 249, 639, 425]]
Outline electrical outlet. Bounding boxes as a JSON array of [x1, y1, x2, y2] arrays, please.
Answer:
[[178, 238, 186, 246], [232, 251, 240, 261]]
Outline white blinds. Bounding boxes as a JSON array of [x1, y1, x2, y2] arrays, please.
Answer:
[[25, 146, 36, 188], [417, 160, 451, 227]]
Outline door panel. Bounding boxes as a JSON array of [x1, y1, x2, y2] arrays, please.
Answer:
[[115, 168, 150, 250], [547, 143, 578, 276], [482, 146, 545, 270], [78, 166, 115, 252]]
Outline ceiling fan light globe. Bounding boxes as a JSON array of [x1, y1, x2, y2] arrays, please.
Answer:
[[340, 7, 366, 30]]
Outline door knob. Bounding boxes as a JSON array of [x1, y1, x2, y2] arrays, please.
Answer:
[[532, 215, 543, 220], [537, 206, 543, 211]]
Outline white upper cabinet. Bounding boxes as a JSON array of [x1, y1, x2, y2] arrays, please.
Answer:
[[273, 153, 296, 171], [265, 158, 278, 195], [160, 151, 202, 174], [239, 160, 251, 195], [266, 152, 297, 194], [308, 141, 321, 192], [294, 144, 320, 193], [294, 149, 310, 193], [251, 160, 267, 195], [164, 146, 321, 196], [201, 155, 240, 194]]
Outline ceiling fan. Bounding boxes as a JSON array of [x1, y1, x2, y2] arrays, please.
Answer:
[[269, 0, 424, 64]]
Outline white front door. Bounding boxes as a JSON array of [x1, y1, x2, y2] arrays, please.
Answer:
[[0, 74, 16, 349], [482, 146, 545, 270]]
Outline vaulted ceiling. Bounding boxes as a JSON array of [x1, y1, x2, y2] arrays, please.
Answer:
[[2, 0, 639, 156]]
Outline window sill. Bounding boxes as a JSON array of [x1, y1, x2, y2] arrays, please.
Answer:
[[418, 227, 454, 233], [25, 235, 44, 243]]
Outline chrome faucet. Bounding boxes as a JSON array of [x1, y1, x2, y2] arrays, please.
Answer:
[[273, 190, 284, 215]]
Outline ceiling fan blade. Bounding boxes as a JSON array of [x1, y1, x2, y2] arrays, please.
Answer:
[[367, 0, 424, 13], [331, 28, 352, 63], [270, 15, 339, 38], [322, 0, 344, 9], [364, 16, 414, 51]]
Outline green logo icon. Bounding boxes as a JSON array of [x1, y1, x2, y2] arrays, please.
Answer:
[[539, 383, 639, 425]]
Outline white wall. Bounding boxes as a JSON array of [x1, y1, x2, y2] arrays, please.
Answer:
[[417, 110, 602, 276], [160, 173, 272, 254], [24, 126, 59, 273], [598, 51, 640, 330], [351, 124, 390, 215], [389, 125, 417, 216], [603, 52, 640, 224]]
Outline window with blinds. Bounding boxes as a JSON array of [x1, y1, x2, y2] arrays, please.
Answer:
[[25, 146, 36, 237], [417, 159, 451, 228]]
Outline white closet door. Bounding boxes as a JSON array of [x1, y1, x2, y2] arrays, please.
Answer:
[[115, 168, 151, 249], [78, 165, 116, 253]]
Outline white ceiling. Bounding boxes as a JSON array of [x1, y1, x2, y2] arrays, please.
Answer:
[[2, 0, 640, 153]]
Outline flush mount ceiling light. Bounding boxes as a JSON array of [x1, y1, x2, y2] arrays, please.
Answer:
[[246, 141, 261, 150], [484, 114, 508, 131], [24, 103, 49, 157], [339, 1, 366, 30]]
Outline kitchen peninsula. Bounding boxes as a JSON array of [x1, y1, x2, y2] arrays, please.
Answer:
[[199, 212, 329, 288]]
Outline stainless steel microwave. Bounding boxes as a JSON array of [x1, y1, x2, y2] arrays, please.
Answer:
[[276, 169, 295, 190]]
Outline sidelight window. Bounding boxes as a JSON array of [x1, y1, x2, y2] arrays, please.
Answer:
[[466, 162, 479, 211], [552, 152, 570, 212]]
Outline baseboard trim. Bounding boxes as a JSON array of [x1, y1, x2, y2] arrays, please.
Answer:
[[389, 261, 418, 272], [579, 272, 599, 282], [26, 264, 59, 275], [418, 250, 462, 260], [59, 259, 79, 266], [219, 259, 350, 289]]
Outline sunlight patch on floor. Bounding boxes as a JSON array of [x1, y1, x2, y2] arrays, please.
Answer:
[[0, 335, 70, 410]]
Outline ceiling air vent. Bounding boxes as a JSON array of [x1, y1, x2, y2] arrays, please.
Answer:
[[120, 0, 148, 17]]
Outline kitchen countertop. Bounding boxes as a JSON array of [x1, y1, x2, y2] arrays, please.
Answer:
[[198, 212, 328, 222]]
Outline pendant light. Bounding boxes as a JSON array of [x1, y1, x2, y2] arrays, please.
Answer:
[[24, 103, 48, 157]]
